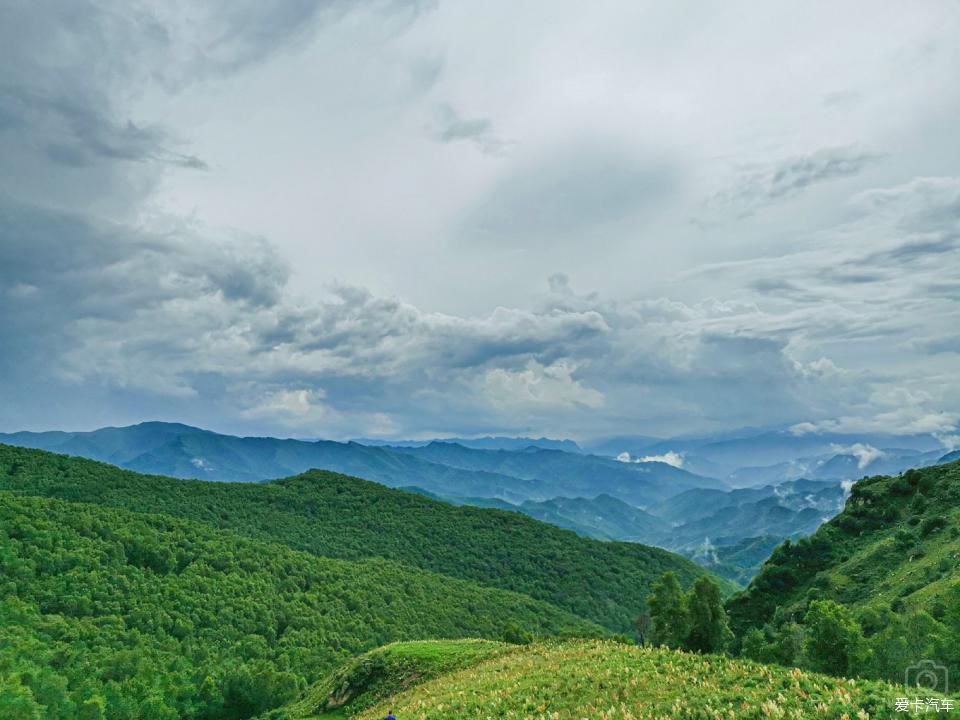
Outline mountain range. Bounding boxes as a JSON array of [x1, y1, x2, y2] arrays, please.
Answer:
[[586, 428, 954, 486], [2, 421, 956, 586], [0, 422, 721, 505], [3, 438, 959, 717]]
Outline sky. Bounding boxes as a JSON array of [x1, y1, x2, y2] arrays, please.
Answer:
[[1, 0, 959, 443]]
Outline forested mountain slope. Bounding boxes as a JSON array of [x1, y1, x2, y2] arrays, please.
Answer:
[[0, 491, 599, 719], [0, 444, 730, 633], [728, 459, 960, 632], [726, 460, 960, 686]]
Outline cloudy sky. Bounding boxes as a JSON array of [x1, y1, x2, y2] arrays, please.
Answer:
[[2, 0, 959, 442]]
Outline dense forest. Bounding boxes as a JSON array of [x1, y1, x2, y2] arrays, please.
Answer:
[[0, 491, 600, 719], [0, 444, 726, 634]]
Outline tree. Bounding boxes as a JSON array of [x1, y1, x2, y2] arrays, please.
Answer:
[[802, 600, 866, 677], [648, 572, 688, 649], [684, 577, 733, 653], [0, 675, 43, 720], [740, 628, 769, 662], [502, 622, 533, 645], [77, 693, 107, 720]]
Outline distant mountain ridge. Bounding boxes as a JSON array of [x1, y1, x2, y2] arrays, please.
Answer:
[[585, 428, 953, 489], [0, 421, 719, 504], [384, 440, 727, 503], [355, 435, 582, 452]]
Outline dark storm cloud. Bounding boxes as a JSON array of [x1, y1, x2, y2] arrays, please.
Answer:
[[0, 200, 287, 314], [0, 200, 614, 435], [0, 0, 431, 209], [0, 2, 168, 210]]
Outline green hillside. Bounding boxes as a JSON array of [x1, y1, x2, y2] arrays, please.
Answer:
[[727, 459, 960, 684], [0, 491, 600, 719], [0, 444, 730, 634], [303, 640, 914, 720], [263, 640, 515, 719], [728, 460, 960, 627]]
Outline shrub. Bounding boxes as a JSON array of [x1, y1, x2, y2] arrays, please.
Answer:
[[919, 516, 947, 536]]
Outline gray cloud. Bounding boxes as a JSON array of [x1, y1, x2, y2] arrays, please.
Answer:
[[706, 146, 882, 217], [469, 141, 674, 242], [1, 177, 957, 438], [432, 104, 504, 155], [916, 337, 960, 355], [1, 1, 958, 441], [147, 0, 436, 85]]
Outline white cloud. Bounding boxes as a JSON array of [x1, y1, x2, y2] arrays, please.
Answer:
[[482, 361, 604, 411], [616, 451, 685, 468], [935, 434, 960, 452], [831, 443, 885, 470]]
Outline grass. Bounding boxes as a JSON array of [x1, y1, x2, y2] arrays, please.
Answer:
[[264, 640, 516, 719], [348, 640, 921, 720]]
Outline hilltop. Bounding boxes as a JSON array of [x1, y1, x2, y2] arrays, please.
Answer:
[[273, 640, 914, 720], [263, 640, 516, 719], [0, 444, 731, 633]]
